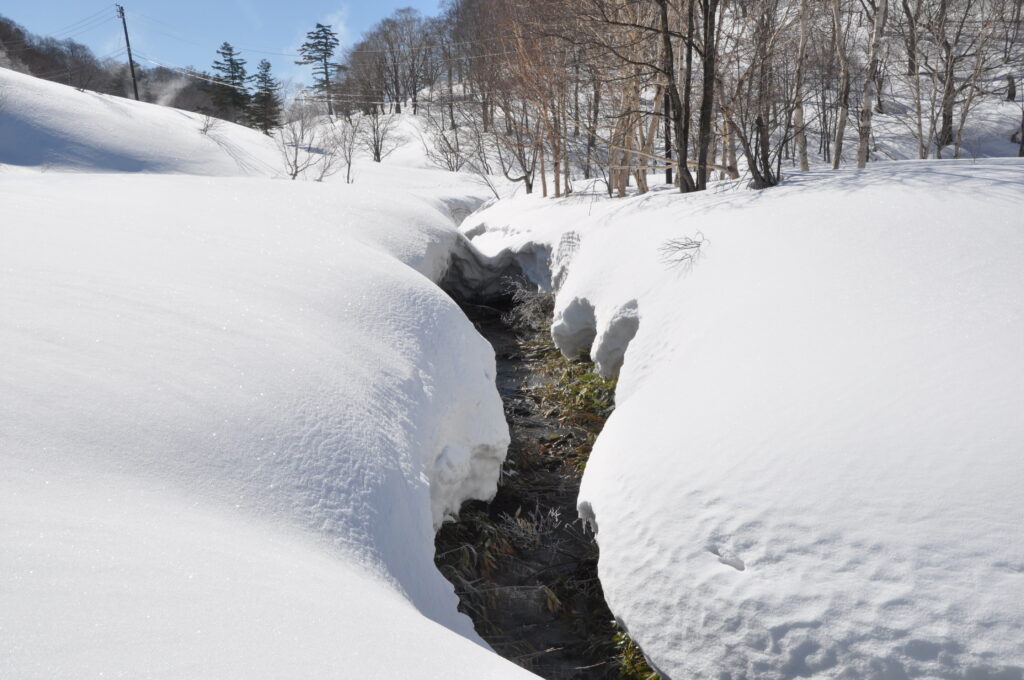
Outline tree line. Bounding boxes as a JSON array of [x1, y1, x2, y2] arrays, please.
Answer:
[[0, 12, 214, 110], [320, 0, 1023, 195], [0, 12, 293, 135], [7, 3, 1021, 191]]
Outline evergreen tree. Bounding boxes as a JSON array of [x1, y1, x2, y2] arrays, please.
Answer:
[[210, 42, 249, 123], [248, 59, 283, 134], [295, 23, 339, 116]]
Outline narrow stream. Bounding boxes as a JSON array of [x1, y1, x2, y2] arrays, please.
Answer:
[[435, 292, 622, 680]]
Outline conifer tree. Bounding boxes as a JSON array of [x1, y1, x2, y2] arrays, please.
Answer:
[[248, 59, 283, 134], [295, 23, 339, 116], [211, 42, 249, 123]]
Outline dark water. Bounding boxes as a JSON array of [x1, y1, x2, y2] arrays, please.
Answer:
[[435, 299, 620, 680]]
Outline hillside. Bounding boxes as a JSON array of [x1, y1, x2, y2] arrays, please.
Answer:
[[463, 160, 1024, 679], [0, 68, 536, 680], [0, 67, 279, 175], [3, 38, 1024, 680]]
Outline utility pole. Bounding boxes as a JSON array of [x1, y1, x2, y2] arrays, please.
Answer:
[[115, 4, 140, 101]]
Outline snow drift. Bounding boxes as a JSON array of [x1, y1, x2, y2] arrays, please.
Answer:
[[465, 160, 1024, 679], [0, 72, 538, 679], [0, 66, 280, 175]]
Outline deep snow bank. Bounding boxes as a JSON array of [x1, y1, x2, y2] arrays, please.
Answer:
[[0, 172, 536, 679], [0, 67, 280, 175], [464, 160, 1024, 679]]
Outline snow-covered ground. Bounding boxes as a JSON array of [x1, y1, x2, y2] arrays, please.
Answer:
[[464, 160, 1024, 679], [0, 68, 538, 678], [0, 68, 282, 175], [869, 85, 1023, 161], [5, 61, 1024, 680]]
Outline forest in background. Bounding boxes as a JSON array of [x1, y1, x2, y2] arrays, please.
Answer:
[[0, 12, 217, 112], [4, 1, 1022, 195], [323, 0, 1024, 195]]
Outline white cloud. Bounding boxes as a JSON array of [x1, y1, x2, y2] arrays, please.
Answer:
[[323, 4, 351, 47]]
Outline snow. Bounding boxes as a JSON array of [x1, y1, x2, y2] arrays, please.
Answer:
[[868, 87, 1023, 161], [5, 59, 1024, 680], [0, 67, 281, 175], [464, 160, 1024, 679], [0, 70, 538, 678]]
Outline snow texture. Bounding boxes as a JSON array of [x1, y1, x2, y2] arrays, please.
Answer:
[[0, 70, 537, 679], [0, 67, 282, 175], [465, 160, 1024, 680]]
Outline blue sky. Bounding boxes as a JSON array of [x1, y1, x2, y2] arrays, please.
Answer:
[[3, 1, 441, 86]]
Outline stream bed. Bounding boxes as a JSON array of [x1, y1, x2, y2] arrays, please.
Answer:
[[435, 294, 626, 680]]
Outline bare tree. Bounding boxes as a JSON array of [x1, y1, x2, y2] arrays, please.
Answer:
[[317, 114, 362, 182], [409, 0, 1015, 195], [831, 0, 854, 169], [336, 115, 363, 184], [360, 108, 402, 162], [857, 0, 890, 168], [278, 101, 340, 180], [792, 0, 812, 171]]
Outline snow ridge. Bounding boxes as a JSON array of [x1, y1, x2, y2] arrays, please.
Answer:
[[1, 71, 537, 680], [463, 160, 1024, 680]]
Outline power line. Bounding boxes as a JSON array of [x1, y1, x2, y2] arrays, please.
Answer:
[[118, 7, 521, 59], [0, 11, 117, 48], [120, 18, 522, 76], [43, 5, 114, 37], [133, 51, 250, 92], [125, 10, 208, 48], [52, 9, 117, 39]]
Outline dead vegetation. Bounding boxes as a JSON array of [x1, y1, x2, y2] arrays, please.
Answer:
[[435, 287, 655, 680]]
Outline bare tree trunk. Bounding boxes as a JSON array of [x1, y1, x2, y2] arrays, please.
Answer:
[[832, 0, 851, 169], [912, 69, 926, 158], [563, 95, 572, 195], [664, 94, 673, 185], [938, 44, 956, 150], [935, 0, 954, 152], [696, 0, 720, 189], [1019, 107, 1024, 156], [635, 85, 665, 195], [724, 123, 738, 178], [539, 140, 548, 198], [573, 59, 581, 137], [446, 45, 456, 130], [658, 0, 696, 191], [551, 108, 562, 198], [585, 77, 599, 179], [902, 0, 920, 75], [902, 0, 927, 157], [793, 0, 810, 172], [756, 113, 772, 184], [857, 0, 888, 168]]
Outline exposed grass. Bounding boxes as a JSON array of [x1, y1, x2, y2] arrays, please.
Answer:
[[435, 506, 515, 620], [613, 631, 660, 680], [522, 334, 659, 679], [436, 288, 656, 679], [521, 335, 616, 473]]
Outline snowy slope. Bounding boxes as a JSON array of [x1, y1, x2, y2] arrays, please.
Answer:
[[0, 72, 539, 678], [0, 66, 280, 175], [0, 171, 545, 679], [464, 160, 1024, 679]]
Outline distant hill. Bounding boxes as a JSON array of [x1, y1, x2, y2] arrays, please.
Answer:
[[0, 67, 278, 175]]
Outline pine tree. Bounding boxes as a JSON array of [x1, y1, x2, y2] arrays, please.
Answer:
[[211, 42, 249, 123], [248, 59, 283, 134], [295, 23, 339, 116]]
